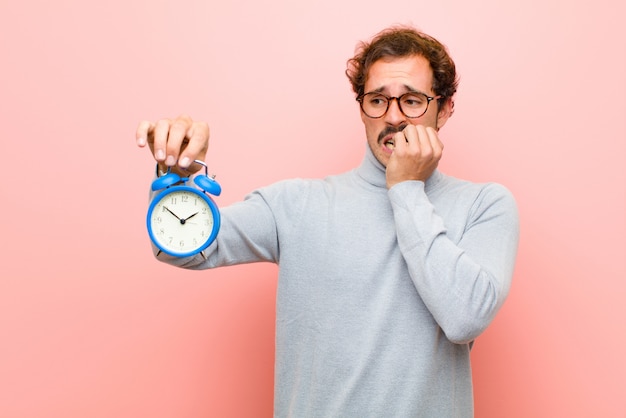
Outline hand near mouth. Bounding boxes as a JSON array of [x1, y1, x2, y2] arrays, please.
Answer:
[[385, 124, 443, 189]]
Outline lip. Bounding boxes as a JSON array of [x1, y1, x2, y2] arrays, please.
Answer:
[[381, 134, 395, 153]]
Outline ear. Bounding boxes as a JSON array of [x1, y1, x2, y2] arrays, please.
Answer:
[[436, 98, 454, 130]]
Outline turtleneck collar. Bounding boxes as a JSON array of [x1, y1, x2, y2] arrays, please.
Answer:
[[355, 142, 443, 192]]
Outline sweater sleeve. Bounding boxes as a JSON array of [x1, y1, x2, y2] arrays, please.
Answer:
[[388, 180, 520, 344], [151, 188, 280, 270]]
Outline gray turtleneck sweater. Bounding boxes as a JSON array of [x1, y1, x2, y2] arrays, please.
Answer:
[[156, 145, 520, 417]]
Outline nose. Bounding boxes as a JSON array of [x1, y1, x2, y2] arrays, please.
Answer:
[[383, 97, 407, 126]]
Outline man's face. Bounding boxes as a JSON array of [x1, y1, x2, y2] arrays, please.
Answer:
[[360, 54, 451, 167]]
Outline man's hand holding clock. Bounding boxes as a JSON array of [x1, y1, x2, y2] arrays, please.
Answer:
[[138, 115, 221, 258]]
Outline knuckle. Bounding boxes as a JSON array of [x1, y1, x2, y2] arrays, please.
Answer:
[[171, 120, 188, 132], [197, 121, 210, 135], [156, 118, 171, 127]]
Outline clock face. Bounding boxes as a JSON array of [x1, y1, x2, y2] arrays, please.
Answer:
[[147, 186, 219, 256]]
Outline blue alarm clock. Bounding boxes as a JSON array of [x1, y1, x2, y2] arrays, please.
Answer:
[[146, 160, 221, 257]]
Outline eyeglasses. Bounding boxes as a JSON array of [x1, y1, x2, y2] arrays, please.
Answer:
[[356, 91, 441, 119]]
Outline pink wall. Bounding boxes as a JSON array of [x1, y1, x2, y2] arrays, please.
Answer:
[[1, 0, 624, 417]]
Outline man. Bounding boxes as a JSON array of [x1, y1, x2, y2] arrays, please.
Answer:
[[136, 26, 519, 417]]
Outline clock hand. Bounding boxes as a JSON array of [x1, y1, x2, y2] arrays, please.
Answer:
[[163, 206, 182, 221], [183, 212, 199, 221], [164, 207, 198, 225]]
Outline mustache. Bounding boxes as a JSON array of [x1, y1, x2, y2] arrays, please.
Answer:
[[377, 124, 407, 143]]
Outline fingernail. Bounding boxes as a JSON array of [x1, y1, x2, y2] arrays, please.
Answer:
[[179, 157, 190, 168], [165, 155, 176, 166], [155, 149, 165, 161], [137, 137, 146, 146]]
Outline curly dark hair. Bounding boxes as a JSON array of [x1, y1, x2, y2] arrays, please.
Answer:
[[346, 26, 459, 108]]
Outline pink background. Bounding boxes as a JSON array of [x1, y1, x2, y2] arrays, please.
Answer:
[[1, 0, 625, 417]]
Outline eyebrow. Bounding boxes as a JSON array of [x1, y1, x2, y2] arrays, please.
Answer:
[[368, 84, 429, 96]]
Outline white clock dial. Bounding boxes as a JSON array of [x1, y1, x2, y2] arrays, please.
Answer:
[[148, 189, 216, 255]]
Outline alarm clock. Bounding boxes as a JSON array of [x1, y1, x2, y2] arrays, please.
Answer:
[[146, 160, 221, 257]]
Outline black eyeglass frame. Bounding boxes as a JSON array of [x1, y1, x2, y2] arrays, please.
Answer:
[[356, 91, 442, 119]]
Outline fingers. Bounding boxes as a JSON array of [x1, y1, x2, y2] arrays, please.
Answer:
[[136, 115, 210, 174], [163, 116, 195, 166], [153, 118, 174, 163], [386, 124, 443, 186], [395, 125, 443, 166], [136, 120, 155, 147], [400, 124, 443, 159], [180, 121, 209, 169]]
